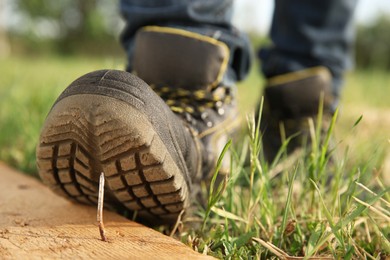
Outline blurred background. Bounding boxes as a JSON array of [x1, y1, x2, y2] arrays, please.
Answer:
[[0, 0, 389, 175], [0, 0, 123, 57], [1, 0, 390, 69]]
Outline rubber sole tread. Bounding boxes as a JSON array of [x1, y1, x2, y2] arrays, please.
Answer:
[[37, 93, 189, 223]]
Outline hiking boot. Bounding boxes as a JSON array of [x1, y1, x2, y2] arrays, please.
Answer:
[[260, 66, 335, 163], [131, 26, 240, 180], [36, 27, 238, 224]]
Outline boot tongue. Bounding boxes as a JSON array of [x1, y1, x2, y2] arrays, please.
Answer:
[[132, 27, 230, 91]]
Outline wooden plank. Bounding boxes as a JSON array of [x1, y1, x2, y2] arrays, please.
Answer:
[[0, 163, 213, 259]]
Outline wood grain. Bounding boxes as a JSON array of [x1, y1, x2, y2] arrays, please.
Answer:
[[0, 163, 213, 259]]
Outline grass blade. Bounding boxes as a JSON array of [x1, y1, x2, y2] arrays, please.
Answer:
[[279, 165, 298, 247], [202, 140, 232, 232]]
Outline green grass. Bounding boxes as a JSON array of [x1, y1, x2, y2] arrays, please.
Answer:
[[0, 55, 125, 174], [0, 55, 389, 258], [187, 109, 389, 259]]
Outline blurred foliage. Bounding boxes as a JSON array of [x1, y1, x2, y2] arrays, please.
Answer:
[[355, 15, 390, 70], [8, 0, 122, 55], [4, 1, 390, 68]]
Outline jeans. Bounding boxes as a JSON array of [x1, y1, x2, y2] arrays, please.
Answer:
[[120, 0, 357, 97]]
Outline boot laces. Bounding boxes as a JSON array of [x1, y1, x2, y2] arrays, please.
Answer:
[[150, 84, 233, 128]]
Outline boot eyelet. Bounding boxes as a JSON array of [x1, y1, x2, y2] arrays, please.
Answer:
[[185, 113, 192, 122], [201, 112, 208, 120]]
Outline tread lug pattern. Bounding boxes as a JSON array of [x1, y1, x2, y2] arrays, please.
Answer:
[[37, 94, 189, 223]]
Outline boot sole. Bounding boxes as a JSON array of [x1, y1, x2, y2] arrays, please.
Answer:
[[37, 93, 188, 223]]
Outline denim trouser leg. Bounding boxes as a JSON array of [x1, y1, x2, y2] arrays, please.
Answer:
[[119, 0, 251, 81], [259, 0, 358, 97], [120, 0, 357, 97]]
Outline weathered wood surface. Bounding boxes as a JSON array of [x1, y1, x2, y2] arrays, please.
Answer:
[[0, 163, 213, 259]]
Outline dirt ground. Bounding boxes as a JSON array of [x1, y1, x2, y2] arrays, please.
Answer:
[[0, 163, 212, 259]]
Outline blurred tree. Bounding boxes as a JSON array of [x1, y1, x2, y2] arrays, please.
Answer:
[[355, 15, 390, 70], [10, 0, 122, 54], [0, 0, 10, 57]]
